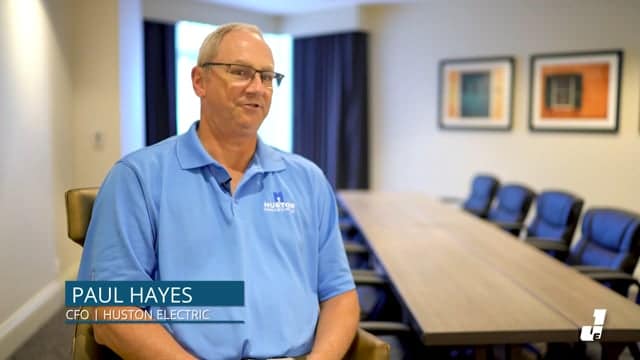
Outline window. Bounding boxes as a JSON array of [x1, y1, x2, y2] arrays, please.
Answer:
[[175, 21, 293, 152], [545, 74, 582, 110]]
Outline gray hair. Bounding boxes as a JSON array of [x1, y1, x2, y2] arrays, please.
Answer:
[[197, 23, 264, 65]]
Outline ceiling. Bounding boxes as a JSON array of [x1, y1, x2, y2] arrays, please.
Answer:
[[195, 0, 413, 15]]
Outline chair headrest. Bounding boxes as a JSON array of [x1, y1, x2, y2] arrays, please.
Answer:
[[537, 191, 581, 227], [471, 175, 499, 197], [497, 184, 533, 212]]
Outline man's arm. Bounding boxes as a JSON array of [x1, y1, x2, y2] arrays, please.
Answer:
[[307, 290, 360, 360], [93, 306, 197, 360], [78, 165, 192, 358]]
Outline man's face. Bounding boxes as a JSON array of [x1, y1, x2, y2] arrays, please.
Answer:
[[194, 29, 274, 137]]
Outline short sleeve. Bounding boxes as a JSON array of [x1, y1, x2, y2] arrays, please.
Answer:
[[77, 162, 156, 281], [316, 177, 355, 302]]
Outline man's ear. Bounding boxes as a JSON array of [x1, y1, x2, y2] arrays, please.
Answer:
[[191, 66, 206, 97]]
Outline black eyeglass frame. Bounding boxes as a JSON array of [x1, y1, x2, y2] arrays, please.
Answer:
[[200, 62, 285, 87]]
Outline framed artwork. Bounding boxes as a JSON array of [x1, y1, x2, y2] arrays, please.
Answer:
[[529, 50, 623, 132], [438, 57, 514, 130]]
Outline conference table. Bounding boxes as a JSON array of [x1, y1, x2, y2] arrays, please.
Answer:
[[338, 191, 640, 348]]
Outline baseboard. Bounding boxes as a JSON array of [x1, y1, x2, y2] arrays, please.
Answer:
[[0, 262, 79, 360]]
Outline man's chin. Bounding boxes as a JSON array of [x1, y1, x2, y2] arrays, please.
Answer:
[[232, 124, 261, 139], [236, 117, 264, 132]]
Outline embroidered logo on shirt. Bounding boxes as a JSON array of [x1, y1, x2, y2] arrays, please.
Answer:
[[264, 191, 296, 213]]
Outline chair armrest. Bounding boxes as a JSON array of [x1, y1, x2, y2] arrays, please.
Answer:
[[340, 218, 357, 233], [463, 208, 486, 218], [343, 328, 391, 360], [72, 322, 120, 360], [491, 221, 524, 231], [345, 241, 369, 255], [525, 237, 570, 253], [572, 265, 614, 273], [586, 271, 640, 287], [587, 271, 640, 299], [440, 196, 463, 204], [358, 321, 412, 335], [352, 270, 387, 286]]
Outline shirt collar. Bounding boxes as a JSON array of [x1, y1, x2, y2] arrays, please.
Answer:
[[253, 135, 286, 173], [176, 121, 286, 173]]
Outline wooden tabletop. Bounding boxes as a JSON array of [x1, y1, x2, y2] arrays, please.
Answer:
[[339, 191, 640, 345]]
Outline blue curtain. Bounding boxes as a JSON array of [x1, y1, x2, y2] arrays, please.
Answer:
[[144, 21, 176, 146], [293, 32, 369, 189]]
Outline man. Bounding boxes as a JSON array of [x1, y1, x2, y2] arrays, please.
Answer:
[[77, 23, 359, 359]]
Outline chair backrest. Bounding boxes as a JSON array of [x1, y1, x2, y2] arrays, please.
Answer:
[[65, 187, 99, 246], [568, 208, 640, 274], [462, 174, 500, 218], [64, 188, 389, 360], [527, 190, 583, 244], [487, 184, 535, 224], [66, 188, 118, 360]]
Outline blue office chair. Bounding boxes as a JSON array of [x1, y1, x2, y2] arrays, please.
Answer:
[[487, 184, 535, 236], [523, 191, 583, 260], [541, 208, 640, 359], [337, 199, 371, 268], [462, 174, 500, 218], [534, 208, 640, 293], [568, 208, 640, 274]]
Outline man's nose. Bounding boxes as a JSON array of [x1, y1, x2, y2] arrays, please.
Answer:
[[245, 73, 267, 93]]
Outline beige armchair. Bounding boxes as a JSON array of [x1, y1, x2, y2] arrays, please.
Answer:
[[65, 188, 390, 360]]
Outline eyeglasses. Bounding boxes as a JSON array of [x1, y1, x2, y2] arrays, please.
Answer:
[[200, 62, 285, 87]]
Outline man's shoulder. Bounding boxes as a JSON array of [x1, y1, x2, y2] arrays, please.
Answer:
[[270, 147, 325, 179], [118, 135, 179, 173]]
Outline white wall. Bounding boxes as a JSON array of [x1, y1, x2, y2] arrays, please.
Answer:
[[70, 0, 123, 187], [362, 0, 640, 216], [280, 5, 360, 37], [143, 0, 279, 32], [1, 0, 147, 355], [119, 0, 146, 157], [0, 0, 75, 356]]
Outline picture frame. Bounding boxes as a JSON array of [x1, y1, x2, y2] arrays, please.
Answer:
[[529, 50, 623, 132], [438, 57, 514, 130]]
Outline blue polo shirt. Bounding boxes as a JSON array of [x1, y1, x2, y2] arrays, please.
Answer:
[[77, 121, 355, 359]]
